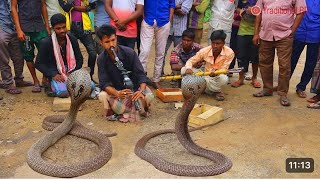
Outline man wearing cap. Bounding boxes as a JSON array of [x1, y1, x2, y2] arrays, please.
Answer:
[[35, 13, 83, 97]]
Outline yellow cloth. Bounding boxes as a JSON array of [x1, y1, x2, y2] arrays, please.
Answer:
[[63, 0, 92, 31]]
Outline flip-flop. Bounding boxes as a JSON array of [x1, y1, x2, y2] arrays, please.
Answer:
[[251, 81, 261, 88], [307, 95, 320, 103], [215, 92, 225, 101], [16, 81, 34, 87], [253, 90, 272, 97], [5, 87, 22, 94], [307, 101, 320, 109], [231, 81, 244, 88], [32, 86, 42, 93], [280, 96, 291, 107], [296, 90, 307, 98]]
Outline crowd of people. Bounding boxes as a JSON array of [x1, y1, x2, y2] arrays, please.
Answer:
[[0, 0, 319, 122]]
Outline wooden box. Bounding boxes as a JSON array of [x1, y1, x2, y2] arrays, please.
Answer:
[[156, 88, 183, 102], [188, 104, 223, 128]]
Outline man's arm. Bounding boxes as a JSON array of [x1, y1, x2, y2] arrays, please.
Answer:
[[41, 0, 51, 35], [194, 0, 210, 13], [174, 0, 192, 16], [184, 50, 204, 74], [291, 12, 305, 35], [169, 0, 175, 22], [170, 51, 184, 71], [105, 0, 118, 22], [116, 4, 144, 27], [35, 39, 57, 78], [252, 13, 262, 45], [58, 0, 74, 12], [11, 0, 25, 41]]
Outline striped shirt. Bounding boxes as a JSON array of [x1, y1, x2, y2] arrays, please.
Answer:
[[170, 0, 193, 36], [170, 42, 202, 65]]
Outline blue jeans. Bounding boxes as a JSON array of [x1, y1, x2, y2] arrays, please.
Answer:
[[117, 36, 136, 49], [290, 40, 319, 91]]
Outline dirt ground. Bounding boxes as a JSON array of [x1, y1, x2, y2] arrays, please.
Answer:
[[0, 27, 319, 178]]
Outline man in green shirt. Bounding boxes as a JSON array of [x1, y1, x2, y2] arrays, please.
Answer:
[[231, 0, 261, 88]]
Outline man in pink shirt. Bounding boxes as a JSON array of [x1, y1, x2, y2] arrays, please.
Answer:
[[252, 0, 306, 106]]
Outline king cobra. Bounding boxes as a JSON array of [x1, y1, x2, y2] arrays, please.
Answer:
[[135, 75, 232, 176], [27, 68, 114, 178]]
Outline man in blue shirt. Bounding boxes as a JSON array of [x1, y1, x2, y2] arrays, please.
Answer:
[[138, 0, 175, 89], [0, 0, 33, 95], [290, 0, 320, 99]]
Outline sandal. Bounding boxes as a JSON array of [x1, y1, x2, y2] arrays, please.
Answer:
[[5, 87, 22, 94], [307, 95, 320, 103], [307, 101, 320, 109], [106, 114, 120, 121], [215, 92, 225, 101], [231, 81, 244, 88], [32, 86, 42, 93], [280, 96, 291, 107], [296, 90, 307, 98], [251, 81, 261, 88], [253, 90, 272, 97], [16, 81, 33, 87]]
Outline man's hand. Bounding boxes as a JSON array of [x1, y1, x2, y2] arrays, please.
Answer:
[[193, 61, 204, 69], [209, 70, 216, 77], [185, 68, 193, 75], [117, 89, 132, 99], [116, 19, 127, 31], [53, 74, 65, 82], [191, 2, 200, 11], [252, 34, 260, 46], [131, 90, 145, 102], [17, 29, 26, 41]]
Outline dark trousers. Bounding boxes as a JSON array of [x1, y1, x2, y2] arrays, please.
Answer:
[[229, 25, 239, 69], [117, 36, 136, 49], [259, 36, 293, 96], [70, 22, 97, 77], [290, 40, 320, 91], [136, 15, 143, 55], [237, 35, 259, 71]]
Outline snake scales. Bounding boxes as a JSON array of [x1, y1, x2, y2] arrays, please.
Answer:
[[27, 68, 114, 178], [135, 75, 232, 176]]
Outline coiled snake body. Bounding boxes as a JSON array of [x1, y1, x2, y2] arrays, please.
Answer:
[[135, 75, 232, 176], [27, 68, 114, 178]]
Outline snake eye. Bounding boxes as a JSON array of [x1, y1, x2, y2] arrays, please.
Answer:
[[72, 83, 76, 89], [79, 85, 84, 92]]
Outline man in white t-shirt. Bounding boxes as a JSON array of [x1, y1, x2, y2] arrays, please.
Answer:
[[105, 0, 144, 49], [45, 0, 63, 27]]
